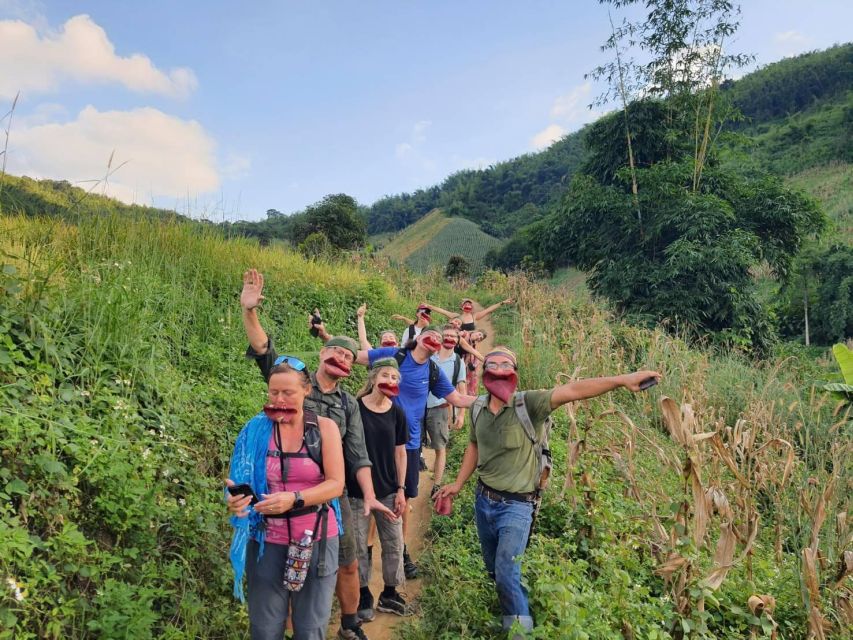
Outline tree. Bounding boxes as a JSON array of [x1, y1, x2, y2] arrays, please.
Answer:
[[298, 231, 334, 260], [534, 162, 824, 351], [291, 194, 366, 250], [445, 255, 471, 280]]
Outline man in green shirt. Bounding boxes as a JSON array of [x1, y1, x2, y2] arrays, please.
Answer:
[[434, 346, 659, 637]]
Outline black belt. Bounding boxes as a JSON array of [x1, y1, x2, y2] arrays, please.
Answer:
[[265, 504, 321, 519], [477, 479, 535, 503]]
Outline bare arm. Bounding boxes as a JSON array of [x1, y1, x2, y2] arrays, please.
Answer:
[[457, 336, 484, 361], [473, 298, 513, 321], [445, 390, 477, 408], [391, 314, 414, 325], [434, 441, 479, 500], [355, 349, 370, 366], [424, 303, 457, 319], [549, 370, 661, 410], [356, 304, 372, 351], [453, 381, 467, 428], [241, 269, 270, 353], [393, 444, 407, 516]]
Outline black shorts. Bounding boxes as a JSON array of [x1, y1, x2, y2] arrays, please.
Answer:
[[404, 448, 420, 499]]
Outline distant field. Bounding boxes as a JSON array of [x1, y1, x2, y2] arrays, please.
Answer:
[[378, 209, 504, 274], [786, 162, 852, 241]]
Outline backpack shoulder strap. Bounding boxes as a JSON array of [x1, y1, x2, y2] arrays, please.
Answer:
[[393, 348, 407, 366], [406, 324, 416, 343], [337, 389, 350, 430], [471, 394, 489, 427], [302, 408, 324, 472], [452, 353, 462, 385], [428, 358, 440, 391], [512, 392, 538, 444]]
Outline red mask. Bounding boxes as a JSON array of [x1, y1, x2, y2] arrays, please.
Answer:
[[482, 370, 518, 403], [380, 339, 398, 347], [442, 338, 457, 349], [422, 335, 441, 352], [462, 303, 473, 312], [263, 404, 297, 423], [377, 382, 399, 397], [323, 355, 352, 378]]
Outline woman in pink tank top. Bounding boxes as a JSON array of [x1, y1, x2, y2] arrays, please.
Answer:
[[226, 359, 344, 639]]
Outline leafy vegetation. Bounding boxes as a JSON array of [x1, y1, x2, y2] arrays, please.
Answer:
[[0, 213, 418, 639], [405, 271, 850, 640]]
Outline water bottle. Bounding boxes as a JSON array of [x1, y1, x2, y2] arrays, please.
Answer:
[[283, 529, 314, 592]]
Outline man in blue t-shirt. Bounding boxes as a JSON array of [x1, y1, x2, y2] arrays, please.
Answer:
[[356, 325, 476, 578]]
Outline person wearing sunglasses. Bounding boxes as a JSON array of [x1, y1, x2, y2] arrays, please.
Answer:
[[240, 269, 394, 640], [225, 359, 344, 639], [433, 346, 660, 638]]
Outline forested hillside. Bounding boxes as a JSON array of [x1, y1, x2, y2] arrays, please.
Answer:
[[363, 44, 851, 240]]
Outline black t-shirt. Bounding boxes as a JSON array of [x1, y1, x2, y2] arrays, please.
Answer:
[[347, 399, 409, 499]]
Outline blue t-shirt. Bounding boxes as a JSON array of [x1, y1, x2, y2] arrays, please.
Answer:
[[368, 347, 456, 449]]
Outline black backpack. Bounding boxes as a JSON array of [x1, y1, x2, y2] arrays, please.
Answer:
[[393, 347, 441, 392], [301, 408, 325, 473], [405, 324, 418, 343]]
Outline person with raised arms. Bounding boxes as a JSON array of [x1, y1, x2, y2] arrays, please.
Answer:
[[354, 326, 477, 579], [225, 358, 344, 639], [426, 297, 514, 331], [433, 346, 660, 638], [391, 304, 432, 345], [350, 358, 411, 621], [240, 269, 393, 640]]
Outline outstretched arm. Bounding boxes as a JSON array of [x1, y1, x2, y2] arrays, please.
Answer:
[[445, 390, 477, 408], [390, 314, 415, 325], [424, 302, 457, 319], [356, 304, 372, 351], [549, 370, 661, 410], [241, 269, 269, 354], [457, 336, 484, 361], [433, 441, 479, 500], [473, 298, 513, 321]]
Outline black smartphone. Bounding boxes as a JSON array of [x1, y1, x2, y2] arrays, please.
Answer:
[[309, 309, 322, 338], [639, 377, 658, 391], [227, 483, 259, 505]]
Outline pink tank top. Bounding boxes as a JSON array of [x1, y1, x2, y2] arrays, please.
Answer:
[[264, 431, 338, 546]]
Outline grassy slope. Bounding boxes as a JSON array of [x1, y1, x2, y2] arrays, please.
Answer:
[[0, 213, 422, 639], [378, 208, 504, 274], [786, 162, 852, 241]]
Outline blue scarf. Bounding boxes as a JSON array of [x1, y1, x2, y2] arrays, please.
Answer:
[[227, 411, 272, 601], [226, 411, 344, 601]]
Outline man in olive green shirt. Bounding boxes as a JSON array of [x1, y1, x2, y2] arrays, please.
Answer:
[[434, 346, 659, 637]]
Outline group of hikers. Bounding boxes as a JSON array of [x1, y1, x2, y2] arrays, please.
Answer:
[[226, 269, 660, 640]]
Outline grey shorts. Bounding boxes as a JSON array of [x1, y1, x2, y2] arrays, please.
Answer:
[[337, 494, 358, 567], [246, 536, 339, 639], [425, 405, 450, 450]]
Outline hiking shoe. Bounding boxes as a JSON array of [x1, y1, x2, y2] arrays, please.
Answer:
[[377, 590, 410, 616], [337, 624, 369, 640], [419, 454, 428, 471], [403, 551, 419, 579], [357, 588, 375, 622]]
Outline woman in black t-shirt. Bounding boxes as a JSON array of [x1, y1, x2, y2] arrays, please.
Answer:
[[348, 358, 411, 619]]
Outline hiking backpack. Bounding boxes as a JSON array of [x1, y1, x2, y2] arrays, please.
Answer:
[[301, 408, 325, 473], [393, 347, 442, 392], [471, 392, 553, 494], [405, 324, 418, 344]]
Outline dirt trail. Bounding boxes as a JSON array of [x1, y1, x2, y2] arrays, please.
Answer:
[[349, 303, 496, 640]]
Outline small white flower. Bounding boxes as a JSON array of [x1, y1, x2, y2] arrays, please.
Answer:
[[172, 478, 179, 484], [162, 468, 171, 478], [80, 390, 91, 398], [6, 577, 24, 602], [141, 448, 151, 459], [178, 498, 186, 506]]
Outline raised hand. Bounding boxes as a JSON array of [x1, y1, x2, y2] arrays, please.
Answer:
[[356, 303, 367, 318], [240, 269, 265, 310]]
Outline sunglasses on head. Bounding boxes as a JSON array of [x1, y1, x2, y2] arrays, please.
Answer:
[[273, 355, 307, 371]]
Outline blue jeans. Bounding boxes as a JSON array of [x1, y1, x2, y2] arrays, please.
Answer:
[[474, 488, 534, 631]]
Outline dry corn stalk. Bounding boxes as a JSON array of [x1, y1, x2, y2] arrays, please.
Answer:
[[801, 478, 836, 640], [747, 594, 778, 639]]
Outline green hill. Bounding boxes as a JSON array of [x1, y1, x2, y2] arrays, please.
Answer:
[[365, 44, 852, 243], [377, 208, 504, 274]]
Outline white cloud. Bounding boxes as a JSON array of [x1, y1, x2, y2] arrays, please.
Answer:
[[412, 120, 431, 143], [774, 30, 811, 57], [530, 124, 566, 150], [0, 14, 197, 100], [8, 105, 220, 203], [221, 152, 251, 180], [550, 81, 593, 122]]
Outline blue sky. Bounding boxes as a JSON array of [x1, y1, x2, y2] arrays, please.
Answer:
[[1, 0, 850, 221]]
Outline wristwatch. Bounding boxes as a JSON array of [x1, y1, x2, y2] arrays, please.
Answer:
[[397, 485, 405, 492], [293, 491, 305, 509]]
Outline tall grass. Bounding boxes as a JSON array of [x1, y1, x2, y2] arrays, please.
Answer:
[[408, 271, 850, 639], [0, 213, 419, 639]]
